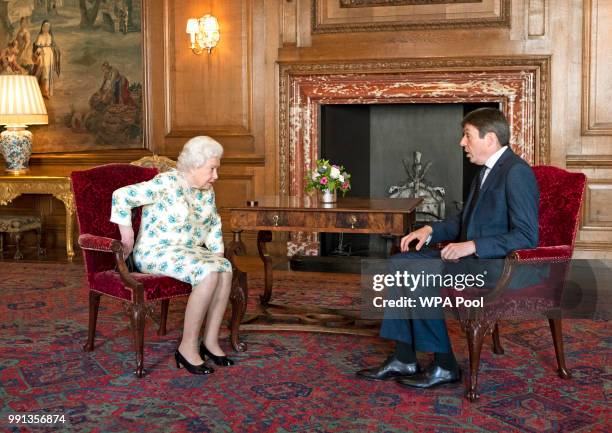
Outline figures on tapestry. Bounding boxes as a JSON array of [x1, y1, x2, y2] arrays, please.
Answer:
[[15, 17, 33, 72], [92, 61, 133, 108], [0, 18, 60, 97], [32, 20, 60, 98], [0, 39, 27, 74], [0, 1, 143, 150], [101, 0, 130, 34], [66, 60, 140, 144]]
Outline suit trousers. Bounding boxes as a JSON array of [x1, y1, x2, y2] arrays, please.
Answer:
[[378, 248, 453, 353]]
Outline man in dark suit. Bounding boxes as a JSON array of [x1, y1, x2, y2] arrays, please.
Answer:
[[357, 107, 539, 388]]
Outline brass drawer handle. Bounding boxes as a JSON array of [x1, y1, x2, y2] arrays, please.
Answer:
[[272, 214, 280, 227], [350, 215, 358, 229]]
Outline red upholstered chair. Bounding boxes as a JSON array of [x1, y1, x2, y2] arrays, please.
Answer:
[[71, 163, 247, 377], [460, 165, 587, 401]]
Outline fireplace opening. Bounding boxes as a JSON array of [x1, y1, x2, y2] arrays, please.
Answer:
[[290, 101, 498, 273]]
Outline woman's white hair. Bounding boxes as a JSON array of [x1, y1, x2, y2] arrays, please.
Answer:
[[176, 136, 224, 172]]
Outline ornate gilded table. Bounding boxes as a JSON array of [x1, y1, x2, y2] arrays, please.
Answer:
[[0, 167, 75, 260], [225, 196, 422, 334]]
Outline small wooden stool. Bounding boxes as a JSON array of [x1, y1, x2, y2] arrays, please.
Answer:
[[0, 215, 46, 260]]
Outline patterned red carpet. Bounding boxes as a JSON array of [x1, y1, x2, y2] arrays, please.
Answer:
[[0, 263, 609, 432]]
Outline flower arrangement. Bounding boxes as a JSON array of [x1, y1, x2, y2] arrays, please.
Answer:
[[304, 159, 351, 195]]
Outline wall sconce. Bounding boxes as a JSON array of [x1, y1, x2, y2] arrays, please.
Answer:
[[0, 75, 48, 174], [186, 14, 220, 54]]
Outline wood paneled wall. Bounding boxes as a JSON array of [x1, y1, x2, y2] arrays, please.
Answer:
[[145, 0, 273, 253], [571, 0, 612, 257], [6, 0, 612, 258]]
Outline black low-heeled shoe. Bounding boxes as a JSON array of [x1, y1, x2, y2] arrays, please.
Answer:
[[199, 343, 235, 366], [174, 350, 214, 375]]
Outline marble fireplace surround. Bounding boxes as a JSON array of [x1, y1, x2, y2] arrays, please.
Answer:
[[279, 56, 550, 196], [278, 56, 550, 254]]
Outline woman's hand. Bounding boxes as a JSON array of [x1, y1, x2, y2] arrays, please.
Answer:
[[121, 238, 134, 258], [118, 224, 135, 258]]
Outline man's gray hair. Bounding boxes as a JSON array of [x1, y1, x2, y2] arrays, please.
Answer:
[[177, 136, 224, 172]]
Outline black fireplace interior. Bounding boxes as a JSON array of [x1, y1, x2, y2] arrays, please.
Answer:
[[317, 102, 499, 260]]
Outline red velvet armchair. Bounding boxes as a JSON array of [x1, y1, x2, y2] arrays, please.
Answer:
[[71, 163, 247, 377], [460, 165, 587, 401]]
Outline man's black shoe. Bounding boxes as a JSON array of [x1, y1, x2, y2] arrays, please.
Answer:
[[356, 355, 420, 381], [395, 364, 461, 388]]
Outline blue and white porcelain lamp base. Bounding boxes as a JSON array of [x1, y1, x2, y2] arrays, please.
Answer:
[[1, 127, 32, 174]]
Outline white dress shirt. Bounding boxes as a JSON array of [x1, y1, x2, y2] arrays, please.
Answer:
[[480, 146, 508, 186]]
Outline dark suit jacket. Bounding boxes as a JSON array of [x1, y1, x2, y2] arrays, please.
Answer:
[[429, 148, 539, 259]]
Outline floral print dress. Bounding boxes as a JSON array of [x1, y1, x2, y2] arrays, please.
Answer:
[[110, 170, 231, 286]]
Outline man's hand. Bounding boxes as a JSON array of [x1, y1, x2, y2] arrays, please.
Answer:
[[441, 241, 476, 261], [400, 225, 433, 252]]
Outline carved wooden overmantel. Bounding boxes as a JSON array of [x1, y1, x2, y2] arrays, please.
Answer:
[[312, 0, 511, 33]]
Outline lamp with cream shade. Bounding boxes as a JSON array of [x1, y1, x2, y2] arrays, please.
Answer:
[[0, 75, 48, 174]]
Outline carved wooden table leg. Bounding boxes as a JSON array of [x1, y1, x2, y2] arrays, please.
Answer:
[[226, 230, 248, 352], [36, 226, 46, 256], [227, 230, 247, 260], [464, 318, 488, 401], [229, 269, 248, 352], [12, 233, 23, 260], [390, 234, 401, 256], [257, 230, 273, 305], [54, 191, 76, 261]]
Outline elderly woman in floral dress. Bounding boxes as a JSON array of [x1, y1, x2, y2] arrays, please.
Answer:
[[110, 136, 234, 375]]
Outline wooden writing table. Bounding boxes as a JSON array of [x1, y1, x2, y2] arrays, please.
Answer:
[[0, 166, 75, 260], [226, 196, 422, 334]]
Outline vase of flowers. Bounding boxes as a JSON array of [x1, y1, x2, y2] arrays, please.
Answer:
[[304, 159, 351, 203], [320, 188, 337, 203]]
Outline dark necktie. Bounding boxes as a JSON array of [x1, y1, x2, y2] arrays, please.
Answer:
[[460, 166, 486, 241]]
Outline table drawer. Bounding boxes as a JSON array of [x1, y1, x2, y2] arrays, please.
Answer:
[[229, 209, 410, 235], [256, 211, 287, 227], [335, 213, 368, 230]]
